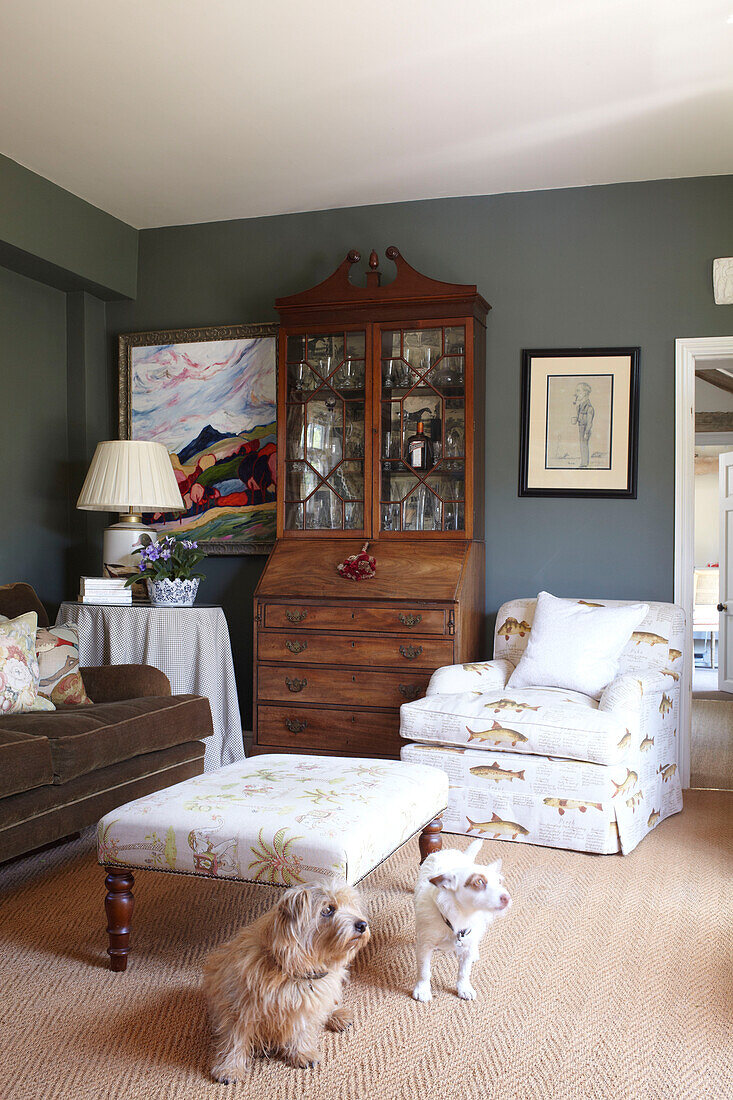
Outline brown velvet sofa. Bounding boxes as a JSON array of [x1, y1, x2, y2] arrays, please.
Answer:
[[0, 583, 211, 864]]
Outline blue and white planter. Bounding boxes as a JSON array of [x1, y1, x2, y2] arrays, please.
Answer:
[[147, 577, 200, 607]]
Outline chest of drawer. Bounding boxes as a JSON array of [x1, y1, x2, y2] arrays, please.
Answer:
[[256, 704, 402, 756], [257, 665, 431, 708], [261, 603, 448, 635], [258, 631, 453, 669]]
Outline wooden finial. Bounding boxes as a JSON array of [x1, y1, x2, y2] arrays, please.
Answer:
[[369, 250, 379, 269], [346, 249, 361, 264]]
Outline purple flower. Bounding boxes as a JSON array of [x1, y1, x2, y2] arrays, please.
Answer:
[[181, 539, 198, 549], [160, 547, 172, 560]]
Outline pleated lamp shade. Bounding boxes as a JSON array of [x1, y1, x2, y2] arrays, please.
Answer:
[[77, 440, 185, 513]]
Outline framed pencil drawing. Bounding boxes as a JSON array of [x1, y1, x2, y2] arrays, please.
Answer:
[[519, 347, 639, 498], [119, 323, 278, 553]]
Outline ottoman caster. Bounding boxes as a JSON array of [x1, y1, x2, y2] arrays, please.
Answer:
[[104, 868, 135, 971], [418, 816, 443, 863]]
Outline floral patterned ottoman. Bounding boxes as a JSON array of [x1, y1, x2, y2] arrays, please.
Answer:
[[97, 754, 448, 970]]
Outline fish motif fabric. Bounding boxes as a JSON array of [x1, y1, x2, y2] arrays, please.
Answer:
[[400, 596, 685, 856]]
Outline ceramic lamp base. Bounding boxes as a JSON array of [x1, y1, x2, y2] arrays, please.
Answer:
[[102, 517, 158, 578]]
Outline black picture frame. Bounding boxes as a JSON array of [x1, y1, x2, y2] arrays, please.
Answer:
[[519, 347, 639, 499]]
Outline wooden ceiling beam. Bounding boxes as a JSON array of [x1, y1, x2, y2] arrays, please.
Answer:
[[696, 368, 733, 395]]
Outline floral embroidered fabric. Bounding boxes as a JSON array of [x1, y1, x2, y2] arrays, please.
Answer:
[[97, 754, 447, 885]]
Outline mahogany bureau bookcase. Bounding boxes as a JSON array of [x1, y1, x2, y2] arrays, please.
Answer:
[[252, 246, 489, 759]]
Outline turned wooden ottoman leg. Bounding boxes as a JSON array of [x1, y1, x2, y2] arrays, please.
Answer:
[[104, 868, 135, 972], [419, 816, 443, 863]]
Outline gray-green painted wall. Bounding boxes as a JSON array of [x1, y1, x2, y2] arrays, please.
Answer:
[[105, 175, 733, 724], [3, 265, 69, 605], [0, 154, 135, 612]]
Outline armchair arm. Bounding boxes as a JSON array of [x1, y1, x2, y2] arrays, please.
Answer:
[[80, 664, 172, 703], [598, 671, 675, 718], [426, 658, 514, 697]]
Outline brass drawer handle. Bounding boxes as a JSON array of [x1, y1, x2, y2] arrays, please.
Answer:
[[285, 639, 308, 654], [285, 676, 308, 693], [285, 609, 307, 623], [399, 644, 423, 660], [399, 683, 422, 700], [285, 717, 308, 733], [398, 613, 422, 628]]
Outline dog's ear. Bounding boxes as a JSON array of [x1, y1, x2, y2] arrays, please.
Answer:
[[429, 872, 458, 892], [465, 838, 484, 862], [278, 884, 318, 925], [488, 859, 502, 874]]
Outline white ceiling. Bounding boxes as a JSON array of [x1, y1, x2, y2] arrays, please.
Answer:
[[1, 0, 732, 229]]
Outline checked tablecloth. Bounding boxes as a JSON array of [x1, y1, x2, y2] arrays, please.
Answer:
[[57, 603, 244, 769]]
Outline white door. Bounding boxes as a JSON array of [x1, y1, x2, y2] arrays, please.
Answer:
[[718, 453, 733, 691]]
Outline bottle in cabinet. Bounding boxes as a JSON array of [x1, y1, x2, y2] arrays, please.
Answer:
[[406, 415, 433, 472]]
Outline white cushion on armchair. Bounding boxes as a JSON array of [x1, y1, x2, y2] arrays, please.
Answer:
[[400, 685, 632, 766], [507, 591, 649, 699]]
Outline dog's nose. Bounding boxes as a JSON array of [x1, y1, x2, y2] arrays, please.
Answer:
[[354, 920, 368, 934], [499, 893, 510, 908]]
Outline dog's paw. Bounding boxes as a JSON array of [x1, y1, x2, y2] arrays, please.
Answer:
[[327, 1005, 354, 1032], [212, 1066, 242, 1084], [412, 981, 433, 1002], [288, 1050, 321, 1069], [457, 982, 477, 1001]]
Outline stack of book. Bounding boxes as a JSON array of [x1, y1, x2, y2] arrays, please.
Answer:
[[78, 577, 133, 605]]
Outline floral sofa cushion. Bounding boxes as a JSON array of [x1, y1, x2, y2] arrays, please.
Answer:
[[98, 754, 448, 886], [36, 624, 92, 707], [0, 612, 55, 715], [400, 686, 632, 766]]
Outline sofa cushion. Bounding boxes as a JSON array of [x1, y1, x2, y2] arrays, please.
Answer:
[[36, 624, 93, 707], [0, 729, 54, 798], [400, 686, 632, 766], [0, 612, 55, 715], [0, 694, 214, 783]]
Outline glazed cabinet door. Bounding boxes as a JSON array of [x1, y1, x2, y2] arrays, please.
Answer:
[[375, 320, 473, 538], [279, 326, 371, 536]]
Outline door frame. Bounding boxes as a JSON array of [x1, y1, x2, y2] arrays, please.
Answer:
[[674, 335, 733, 787]]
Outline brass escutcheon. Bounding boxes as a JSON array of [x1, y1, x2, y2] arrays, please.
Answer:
[[398, 683, 421, 699], [398, 612, 422, 627], [285, 609, 308, 623], [285, 717, 307, 733], [285, 640, 308, 654], [399, 644, 423, 660], [285, 677, 308, 693]]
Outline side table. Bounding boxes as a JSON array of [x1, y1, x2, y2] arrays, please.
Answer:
[[56, 603, 244, 770]]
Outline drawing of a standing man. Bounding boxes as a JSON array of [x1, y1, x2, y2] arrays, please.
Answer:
[[571, 381, 594, 468]]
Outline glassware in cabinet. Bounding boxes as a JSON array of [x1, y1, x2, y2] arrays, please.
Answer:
[[283, 329, 367, 532]]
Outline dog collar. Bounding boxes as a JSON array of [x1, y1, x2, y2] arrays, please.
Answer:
[[443, 915, 470, 940], [295, 970, 328, 982]]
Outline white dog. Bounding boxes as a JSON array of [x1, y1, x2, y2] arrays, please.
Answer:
[[412, 838, 511, 1002]]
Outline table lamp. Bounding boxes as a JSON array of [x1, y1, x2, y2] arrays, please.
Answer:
[[77, 440, 185, 575]]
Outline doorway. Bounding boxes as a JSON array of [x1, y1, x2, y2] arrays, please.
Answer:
[[675, 337, 733, 790]]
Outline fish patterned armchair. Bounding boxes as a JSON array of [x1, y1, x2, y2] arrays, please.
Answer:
[[400, 598, 684, 854]]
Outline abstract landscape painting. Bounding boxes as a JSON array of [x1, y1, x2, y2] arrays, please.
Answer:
[[119, 324, 278, 552]]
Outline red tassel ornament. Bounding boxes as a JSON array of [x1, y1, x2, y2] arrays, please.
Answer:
[[336, 542, 376, 581]]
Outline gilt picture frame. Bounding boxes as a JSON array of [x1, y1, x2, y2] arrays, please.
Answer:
[[119, 323, 278, 554], [519, 347, 639, 498]]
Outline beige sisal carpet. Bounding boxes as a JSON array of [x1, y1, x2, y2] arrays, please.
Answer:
[[691, 698, 733, 789], [1, 789, 731, 1100]]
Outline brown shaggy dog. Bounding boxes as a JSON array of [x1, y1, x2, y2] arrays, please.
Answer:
[[203, 883, 369, 1080]]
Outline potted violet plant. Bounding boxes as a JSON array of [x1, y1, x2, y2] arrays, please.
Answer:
[[126, 537, 206, 607]]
